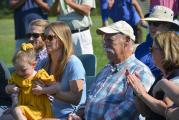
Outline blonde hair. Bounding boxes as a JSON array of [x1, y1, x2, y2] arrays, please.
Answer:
[[30, 19, 49, 31], [45, 21, 73, 80], [154, 31, 179, 72], [12, 44, 36, 66]]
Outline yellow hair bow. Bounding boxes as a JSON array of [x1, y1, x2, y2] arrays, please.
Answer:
[[21, 43, 33, 51]]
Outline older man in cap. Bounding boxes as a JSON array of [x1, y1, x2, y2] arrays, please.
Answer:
[[68, 20, 155, 120]]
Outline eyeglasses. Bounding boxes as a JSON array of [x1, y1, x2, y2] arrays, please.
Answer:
[[148, 22, 162, 27], [42, 34, 57, 41], [149, 46, 153, 53], [149, 46, 160, 53], [26, 33, 44, 39]]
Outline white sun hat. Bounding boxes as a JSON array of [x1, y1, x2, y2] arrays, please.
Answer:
[[96, 20, 135, 41], [142, 5, 179, 30]]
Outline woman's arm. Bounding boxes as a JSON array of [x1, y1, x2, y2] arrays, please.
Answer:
[[127, 74, 171, 116], [8, 0, 26, 9], [54, 79, 84, 105], [132, 0, 148, 27], [32, 79, 84, 105], [64, 0, 92, 15], [49, 0, 60, 15], [134, 96, 151, 117], [153, 79, 179, 106], [33, 0, 50, 12], [132, 0, 144, 19], [166, 107, 179, 120]]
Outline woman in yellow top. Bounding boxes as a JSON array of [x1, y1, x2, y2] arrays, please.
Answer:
[[5, 43, 55, 120]]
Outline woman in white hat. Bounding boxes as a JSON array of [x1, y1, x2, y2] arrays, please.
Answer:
[[135, 5, 179, 80], [131, 5, 179, 120], [127, 31, 179, 120]]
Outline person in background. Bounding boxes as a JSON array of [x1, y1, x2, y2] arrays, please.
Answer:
[[68, 21, 155, 120], [27, 19, 49, 65], [141, 0, 179, 19], [100, 0, 147, 43], [127, 31, 179, 120], [33, 21, 86, 119], [49, 0, 95, 56], [5, 43, 55, 120], [135, 5, 179, 80], [9, 0, 50, 50], [0, 60, 11, 117]]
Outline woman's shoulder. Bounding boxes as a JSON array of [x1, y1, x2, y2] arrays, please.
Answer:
[[170, 76, 179, 85], [67, 55, 82, 65], [65, 55, 85, 72]]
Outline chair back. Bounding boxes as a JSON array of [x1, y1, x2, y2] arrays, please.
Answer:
[[78, 54, 97, 76]]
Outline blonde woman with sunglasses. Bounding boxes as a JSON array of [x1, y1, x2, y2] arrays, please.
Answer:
[[33, 21, 86, 119]]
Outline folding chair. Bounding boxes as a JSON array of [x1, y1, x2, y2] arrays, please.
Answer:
[[78, 54, 97, 91], [78, 54, 97, 76]]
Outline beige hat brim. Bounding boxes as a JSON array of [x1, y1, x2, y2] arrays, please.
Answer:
[[96, 27, 119, 35], [142, 17, 173, 22], [142, 18, 179, 31]]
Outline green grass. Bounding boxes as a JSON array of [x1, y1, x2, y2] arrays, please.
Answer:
[[0, 18, 15, 67], [0, 16, 108, 73]]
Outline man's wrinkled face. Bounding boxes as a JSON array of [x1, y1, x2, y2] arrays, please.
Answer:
[[103, 33, 124, 63]]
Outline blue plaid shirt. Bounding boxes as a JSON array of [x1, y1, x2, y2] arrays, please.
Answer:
[[85, 55, 155, 120]]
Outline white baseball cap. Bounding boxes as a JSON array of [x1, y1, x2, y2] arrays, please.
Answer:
[[97, 21, 135, 41]]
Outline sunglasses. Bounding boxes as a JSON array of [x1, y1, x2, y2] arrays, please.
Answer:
[[149, 46, 160, 53], [42, 34, 57, 41], [149, 46, 153, 53], [148, 22, 162, 27], [26, 33, 44, 39]]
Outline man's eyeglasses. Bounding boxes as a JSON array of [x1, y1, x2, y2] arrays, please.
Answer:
[[42, 34, 57, 41], [26, 33, 44, 39], [148, 22, 162, 27]]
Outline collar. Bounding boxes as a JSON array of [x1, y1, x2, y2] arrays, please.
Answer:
[[108, 54, 136, 73]]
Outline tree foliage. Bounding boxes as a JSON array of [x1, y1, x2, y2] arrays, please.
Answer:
[[0, 0, 12, 18]]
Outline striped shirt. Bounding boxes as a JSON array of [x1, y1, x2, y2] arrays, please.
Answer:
[[85, 55, 155, 120]]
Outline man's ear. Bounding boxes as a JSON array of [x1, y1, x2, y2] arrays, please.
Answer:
[[124, 36, 130, 46], [125, 36, 131, 43]]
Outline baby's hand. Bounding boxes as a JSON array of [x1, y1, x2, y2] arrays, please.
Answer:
[[13, 86, 20, 93], [6, 84, 20, 94]]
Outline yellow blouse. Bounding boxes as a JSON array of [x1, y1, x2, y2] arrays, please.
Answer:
[[9, 69, 55, 120]]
